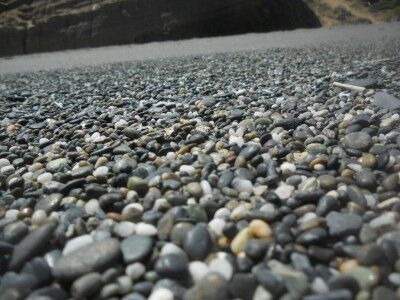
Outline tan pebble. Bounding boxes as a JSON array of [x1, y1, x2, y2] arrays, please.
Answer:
[[95, 157, 108, 169], [218, 237, 230, 248], [339, 259, 359, 273], [18, 208, 33, 219], [309, 157, 327, 170], [341, 169, 354, 178], [358, 153, 376, 169], [231, 228, 252, 255], [107, 212, 122, 222], [249, 219, 272, 239]]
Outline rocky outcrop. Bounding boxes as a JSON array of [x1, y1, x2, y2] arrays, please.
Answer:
[[0, 0, 320, 57]]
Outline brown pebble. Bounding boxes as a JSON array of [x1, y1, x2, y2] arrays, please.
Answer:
[[339, 259, 359, 273], [249, 219, 272, 239], [106, 212, 122, 222]]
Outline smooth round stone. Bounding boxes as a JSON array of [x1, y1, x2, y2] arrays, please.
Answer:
[[101, 283, 120, 298], [93, 166, 108, 177], [5, 209, 19, 220], [179, 165, 195, 175], [170, 222, 194, 246], [185, 182, 203, 198], [121, 203, 143, 222], [318, 175, 337, 190], [31, 210, 47, 226], [388, 273, 400, 286], [155, 254, 189, 279], [189, 261, 209, 283], [232, 177, 253, 194], [230, 204, 249, 221], [35, 193, 62, 214], [208, 218, 225, 236], [306, 143, 327, 154], [253, 286, 273, 300], [8, 223, 56, 271], [343, 132, 372, 151], [121, 235, 153, 263], [63, 234, 94, 255], [281, 162, 296, 176], [249, 219, 272, 238], [1, 165, 14, 175], [46, 158, 69, 172], [117, 275, 133, 295], [268, 260, 309, 295], [126, 263, 146, 281], [326, 211, 362, 237], [160, 243, 186, 257], [231, 228, 251, 255], [229, 273, 258, 300], [354, 170, 377, 189], [184, 273, 228, 300], [135, 223, 157, 236], [344, 266, 379, 289], [85, 199, 100, 215], [37, 172, 53, 184], [127, 177, 149, 196], [113, 222, 136, 238], [71, 272, 103, 299], [53, 238, 121, 281], [113, 157, 137, 173], [209, 258, 233, 280], [0, 158, 10, 168], [274, 184, 294, 200], [148, 288, 174, 300], [201, 180, 212, 195], [184, 224, 213, 260]]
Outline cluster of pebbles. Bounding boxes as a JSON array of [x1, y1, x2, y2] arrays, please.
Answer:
[[1, 39, 400, 300]]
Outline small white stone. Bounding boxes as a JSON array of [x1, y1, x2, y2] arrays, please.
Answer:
[[5, 209, 19, 219], [201, 180, 212, 195], [1, 165, 15, 174], [274, 184, 294, 200], [161, 243, 186, 256], [179, 165, 195, 175], [166, 152, 176, 160], [22, 171, 33, 181], [0, 158, 10, 169], [230, 204, 248, 221], [232, 177, 253, 194], [214, 207, 231, 219], [311, 277, 329, 294], [253, 285, 273, 300], [85, 199, 100, 215], [113, 221, 136, 238], [280, 162, 296, 176], [39, 137, 49, 145], [63, 234, 94, 255], [189, 261, 209, 283], [93, 166, 108, 177], [126, 262, 146, 280], [31, 210, 47, 226], [148, 288, 174, 300], [114, 119, 128, 128], [208, 218, 225, 236], [313, 164, 325, 171], [299, 177, 319, 191], [208, 258, 233, 280], [253, 185, 268, 196], [135, 222, 157, 235], [37, 172, 53, 184], [369, 212, 397, 229]]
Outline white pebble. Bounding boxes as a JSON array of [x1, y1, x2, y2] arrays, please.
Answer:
[[85, 199, 100, 215], [114, 119, 128, 128], [0, 158, 10, 169], [39, 137, 49, 145], [208, 258, 233, 280], [253, 286, 273, 300], [5, 209, 19, 219], [126, 262, 146, 280], [135, 222, 158, 235], [189, 261, 209, 283], [113, 221, 136, 238], [31, 210, 47, 226], [1, 165, 15, 174], [201, 180, 212, 195], [179, 165, 195, 175], [280, 162, 296, 176], [93, 166, 108, 177], [161, 243, 186, 256], [22, 171, 33, 181], [148, 288, 174, 300], [208, 218, 225, 236], [232, 177, 253, 194], [63, 234, 94, 255], [274, 184, 294, 200], [37, 172, 53, 184]]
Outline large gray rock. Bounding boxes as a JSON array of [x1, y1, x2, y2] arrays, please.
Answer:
[[53, 238, 121, 281]]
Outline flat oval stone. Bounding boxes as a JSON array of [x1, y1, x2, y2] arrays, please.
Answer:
[[343, 132, 372, 151], [121, 235, 153, 264], [53, 238, 121, 281], [184, 224, 213, 260], [9, 222, 56, 271]]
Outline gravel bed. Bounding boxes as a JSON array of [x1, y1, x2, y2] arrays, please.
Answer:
[[0, 39, 400, 300]]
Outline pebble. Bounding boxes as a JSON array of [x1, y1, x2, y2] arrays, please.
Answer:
[[121, 235, 153, 263]]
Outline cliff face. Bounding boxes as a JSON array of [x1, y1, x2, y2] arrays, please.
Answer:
[[0, 0, 320, 57]]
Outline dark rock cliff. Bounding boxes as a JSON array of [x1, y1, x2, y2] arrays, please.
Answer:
[[0, 0, 321, 57]]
